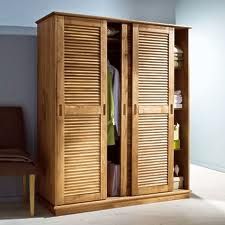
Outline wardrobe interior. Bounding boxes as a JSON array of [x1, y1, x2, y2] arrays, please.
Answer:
[[174, 28, 189, 190], [107, 22, 134, 197], [107, 22, 122, 197]]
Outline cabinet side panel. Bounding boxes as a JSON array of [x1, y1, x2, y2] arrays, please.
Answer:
[[37, 16, 57, 205], [55, 15, 65, 205]]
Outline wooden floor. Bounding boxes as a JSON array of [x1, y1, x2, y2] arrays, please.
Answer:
[[0, 165, 225, 225]]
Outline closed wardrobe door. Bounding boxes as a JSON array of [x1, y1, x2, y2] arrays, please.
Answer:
[[57, 16, 107, 204], [132, 24, 174, 195]]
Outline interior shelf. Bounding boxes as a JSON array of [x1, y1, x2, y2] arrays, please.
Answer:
[[174, 149, 183, 151], [174, 108, 183, 110]]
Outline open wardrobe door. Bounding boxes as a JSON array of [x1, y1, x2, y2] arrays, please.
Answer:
[[57, 16, 107, 204], [131, 23, 174, 196]]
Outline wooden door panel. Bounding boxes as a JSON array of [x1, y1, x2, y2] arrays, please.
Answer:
[[60, 17, 107, 204], [132, 24, 174, 196], [138, 113, 169, 193], [120, 24, 128, 196]]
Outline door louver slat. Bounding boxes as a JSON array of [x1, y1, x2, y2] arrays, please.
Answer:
[[63, 19, 107, 204], [132, 24, 174, 196]]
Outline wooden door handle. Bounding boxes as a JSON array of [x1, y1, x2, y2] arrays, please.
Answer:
[[123, 104, 126, 115], [58, 104, 63, 116], [134, 104, 137, 115], [103, 104, 106, 115], [170, 104, 173, 114]]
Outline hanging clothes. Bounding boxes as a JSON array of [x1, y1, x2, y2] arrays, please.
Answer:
[[107, 69, 115, 146], [108, 61, 120, 136]]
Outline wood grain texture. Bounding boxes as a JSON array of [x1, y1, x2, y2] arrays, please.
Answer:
[[53, 189, 190, 215], [65, 106, 101, 115], [120, 24, 128, 196], [100, 20, 107, 199], [63, 17, 107, 204], [55, 15, 65, 205], [37, 15, 57, 205], [64, 22, 101, 105], [138, 114, 169, 194], [139, 105, 168, 114], [64, 115, 101, 200], [29, 174, 35, 216], [168, 28, 174, 191], [131, 23, 139, 195], [36, 12, 191, 30], [132, 24, 174, 195]]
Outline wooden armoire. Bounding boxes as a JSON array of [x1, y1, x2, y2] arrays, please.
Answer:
[[37, 12, 190, 215]]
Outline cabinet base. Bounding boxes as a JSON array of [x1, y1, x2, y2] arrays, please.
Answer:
[[41, 189, 190, 216]]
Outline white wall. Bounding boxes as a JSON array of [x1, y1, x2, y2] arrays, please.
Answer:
[[0, 0, 176, 200], [176, 0, 225, 172]]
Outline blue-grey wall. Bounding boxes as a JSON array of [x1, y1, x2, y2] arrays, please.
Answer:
[[0, 0, 176, 27], [176, 0, 225, 172], [0, 0, 176, 199], [0, 35, 36, 200]]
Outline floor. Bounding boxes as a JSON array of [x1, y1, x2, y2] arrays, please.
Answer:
[[0, 165, 225, 225]]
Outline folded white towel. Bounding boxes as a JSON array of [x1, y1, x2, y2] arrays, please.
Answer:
[[174, 103, 182, 109], [174, 46, 183, 54], [174, 95, 182, 99], [174, 93, 182, 104], [175, 90, 181, 95], [174, 98, 182, 104]]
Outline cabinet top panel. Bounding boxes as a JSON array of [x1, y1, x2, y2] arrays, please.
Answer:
[[36, 11, 191, 29]]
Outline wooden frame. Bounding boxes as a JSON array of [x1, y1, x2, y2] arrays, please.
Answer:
[[55, 15, 65, 206], [37, 15, 58, 205], [120, 24, 128, 196], [37, 12, 190, 216], [168, 28, 175, 191], [61, 17, 107, 204], [131, 23, 139, 195], [40, 189, 190, 215], [29, 175, 36, 216], [22, 174, 36, 216], [131, 24, 175, 195], [100, 20, 108, 200], [36, 12, 191, 29]]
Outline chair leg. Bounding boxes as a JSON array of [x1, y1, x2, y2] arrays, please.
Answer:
[[29, 174, 35, 216], [22, 175, 27, 202]]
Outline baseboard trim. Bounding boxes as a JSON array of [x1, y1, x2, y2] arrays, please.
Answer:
[[192, 160, 225, 173], [40, 189, 190, 216], [0, 195, 22, 202]]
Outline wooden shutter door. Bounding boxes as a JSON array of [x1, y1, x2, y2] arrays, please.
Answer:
[[132, 24, 174, 195], [58, 17, 107, 204]]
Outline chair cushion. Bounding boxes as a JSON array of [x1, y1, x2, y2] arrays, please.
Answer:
[[0, 148, 32, 162], [0, 107, 37, 176], [0, 162, 38, 176]]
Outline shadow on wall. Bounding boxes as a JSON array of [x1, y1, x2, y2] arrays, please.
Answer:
[[0, 34, 37, 199]]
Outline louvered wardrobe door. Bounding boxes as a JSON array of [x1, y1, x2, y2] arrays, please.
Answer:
[[58, 17, 107, 204], [132, 24, 174, 195]]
